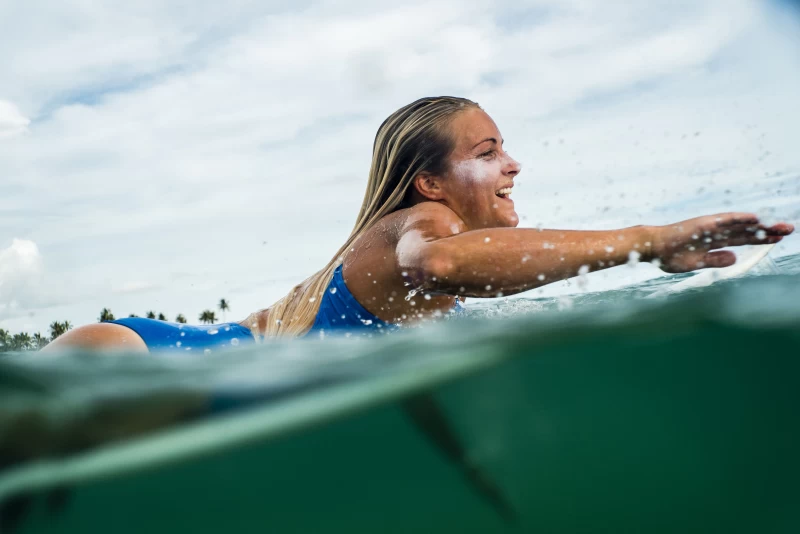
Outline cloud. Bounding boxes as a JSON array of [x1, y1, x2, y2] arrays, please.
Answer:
[[0, 239, 49, 318], [112, 280, 161, 294], [0, 100, 30, 138]]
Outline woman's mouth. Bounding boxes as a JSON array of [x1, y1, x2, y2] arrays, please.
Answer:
[[495, 187, 513, 199]]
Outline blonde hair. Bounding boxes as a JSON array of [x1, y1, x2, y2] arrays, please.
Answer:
[[254, 96, 479, 338]]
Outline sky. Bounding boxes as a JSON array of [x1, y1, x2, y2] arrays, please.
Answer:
[[1, 0, 800, 335]]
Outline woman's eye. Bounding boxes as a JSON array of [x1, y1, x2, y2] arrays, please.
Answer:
[[479, 150, 495, 159]]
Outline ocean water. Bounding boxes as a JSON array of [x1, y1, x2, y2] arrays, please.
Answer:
[[1, 255, 800, 533]]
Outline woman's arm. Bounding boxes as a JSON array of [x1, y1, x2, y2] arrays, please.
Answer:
[[397, 204, 793, 298]]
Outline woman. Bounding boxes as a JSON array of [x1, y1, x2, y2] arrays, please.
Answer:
[[44, 96, 794, 352]]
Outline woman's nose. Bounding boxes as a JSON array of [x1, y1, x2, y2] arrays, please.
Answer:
[[504, 155, 521, 176]]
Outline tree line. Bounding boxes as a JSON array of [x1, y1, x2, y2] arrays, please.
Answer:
[[0, 298, 231, 353]]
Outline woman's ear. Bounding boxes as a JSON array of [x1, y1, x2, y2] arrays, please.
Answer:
[[413, 172, 445, 201]]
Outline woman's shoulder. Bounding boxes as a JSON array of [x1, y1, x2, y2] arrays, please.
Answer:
[[396, 202, 468, 240]]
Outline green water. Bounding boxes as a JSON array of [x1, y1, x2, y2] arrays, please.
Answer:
[[2, 261, 800, 533]]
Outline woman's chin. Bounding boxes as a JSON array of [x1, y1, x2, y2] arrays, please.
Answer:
[[502, 211, 520, 227]]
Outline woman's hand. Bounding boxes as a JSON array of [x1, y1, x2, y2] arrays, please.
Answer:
[[648, 213, 794, 273]]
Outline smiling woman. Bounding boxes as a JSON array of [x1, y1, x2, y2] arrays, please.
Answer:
[[44, 96, 794, 353]]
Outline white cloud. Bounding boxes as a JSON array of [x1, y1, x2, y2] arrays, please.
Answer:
[[0, 0, 798, 334], [112, 280, 161, 294], [0, 239, 50, 318], [0, 100, 30, 138]]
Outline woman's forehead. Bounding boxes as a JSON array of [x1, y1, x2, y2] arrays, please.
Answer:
[[450, 109, 502, 151]]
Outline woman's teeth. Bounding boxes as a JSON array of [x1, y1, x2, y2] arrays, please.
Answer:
[[496, 187, 512, 198]]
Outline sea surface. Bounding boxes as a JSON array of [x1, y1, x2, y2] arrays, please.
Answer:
[[1, 253, 800, 533]]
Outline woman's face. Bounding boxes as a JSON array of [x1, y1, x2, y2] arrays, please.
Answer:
[[439, 108, 521, 229]]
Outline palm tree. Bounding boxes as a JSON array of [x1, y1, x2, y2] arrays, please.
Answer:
[[32, 332, 48, 350], [0, 329, 10, 352], [157, 313, 167, 321], [146, 311, 156, 319], [199, 310, 217, 324], [129, 313, 139, 317], [11, 333, 32, 351], [49, 321, 68, 341], [175, 314, 187, 324], [99, 308, 115, 322], [218, 299, 230, 322]]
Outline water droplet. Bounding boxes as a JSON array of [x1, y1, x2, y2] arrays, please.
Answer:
[[231, 338, 239, 346], [485, 285, 492, 291], [484, 237, 491, 243], [401, 271, 408, 277], [627, 250, 641, 267], [424, 294, 432, 300], [176, 341, 182, 347], [651, 258, 662, 268], [604, 245, 615, 253], [309, 296, 317, 303], [756, 229, 767, 240], [521, 254, 531, 263], [405, 288, 420, 301], [341, 314, 346, 319], [208, 328, 219, 335], [388, 296, 394, 302], [537, 274, 546, 281], [330, 287, 337, 294], [180, 332, 185, 337]]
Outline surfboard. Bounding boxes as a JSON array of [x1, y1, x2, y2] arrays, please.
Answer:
[[2, 286, 799, 534], [646, 244, 777, 298]]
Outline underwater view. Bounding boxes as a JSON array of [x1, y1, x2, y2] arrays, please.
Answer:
[[2, 253, 799, 533]]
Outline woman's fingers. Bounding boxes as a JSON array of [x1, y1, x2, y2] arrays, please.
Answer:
[[767, 222, 795, 235], [703, 250, 737, 268], [714, 213, 760, 226], [699, 221, 794, 247], [706, 235, 785, 249]]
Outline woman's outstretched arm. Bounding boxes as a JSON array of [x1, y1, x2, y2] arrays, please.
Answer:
[[397, 203, 794, 298]]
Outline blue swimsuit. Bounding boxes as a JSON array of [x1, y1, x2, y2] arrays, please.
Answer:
[[110, 265, 445, 353]]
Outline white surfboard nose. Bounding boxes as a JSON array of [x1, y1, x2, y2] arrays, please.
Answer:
[[646, 244, 777, 299]]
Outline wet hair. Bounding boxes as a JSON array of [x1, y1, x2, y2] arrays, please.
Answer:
[[249, 96, 479, 338]]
